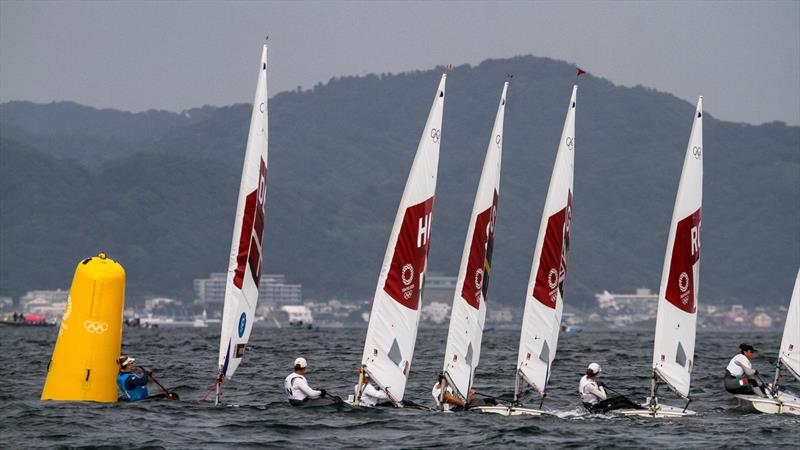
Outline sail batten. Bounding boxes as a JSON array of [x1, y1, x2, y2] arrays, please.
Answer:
[[359, 75, 447, 404], [516, 85, 577, 397], [651, 97, 703, 399], [441, 82, 508, 400], [217, 45, 269, 383]]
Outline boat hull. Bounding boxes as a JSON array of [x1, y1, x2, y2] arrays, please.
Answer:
[[614, 403, 696, 418], [734, 392, 800, 415], [469, 405, 547, 416]]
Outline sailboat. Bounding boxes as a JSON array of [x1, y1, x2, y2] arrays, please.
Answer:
[[353, 74, 447, 407], [733, 269, 800, 415], [618, 97, 703, 418], [209, 44, 269, 405], [477, 84, 578, 417], [437, 82, 508, 410]]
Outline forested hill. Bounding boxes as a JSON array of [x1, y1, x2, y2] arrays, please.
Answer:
[[1, 54, 798, 308]]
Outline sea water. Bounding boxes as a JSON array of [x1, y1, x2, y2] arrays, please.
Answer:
[[1, 327, 797, 447]]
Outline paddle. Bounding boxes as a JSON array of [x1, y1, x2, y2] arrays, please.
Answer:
[[143, 368, 180, 400]]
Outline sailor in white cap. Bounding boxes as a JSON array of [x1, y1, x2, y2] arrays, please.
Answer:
[[284, 357, 326, 406], [579, 362, 607, 408], [579, 362, 642, 413]]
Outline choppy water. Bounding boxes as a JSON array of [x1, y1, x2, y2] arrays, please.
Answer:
[[1, 326, 797, 448]]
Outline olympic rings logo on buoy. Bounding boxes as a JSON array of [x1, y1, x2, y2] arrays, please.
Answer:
[[63, 297, 72, 321], [84, 320, 109, 334]]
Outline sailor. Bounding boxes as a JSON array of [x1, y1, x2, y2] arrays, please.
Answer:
[[431, 373, 480, 410], [724, 343, 764, 395], [356, 372, 389, 407], [579, 363, 641, 413], [117, 356, 150, 401], [284, 357, 326, 406], [579, 362, 608, 409]]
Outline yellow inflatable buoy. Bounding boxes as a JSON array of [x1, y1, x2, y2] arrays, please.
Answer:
[[41, 252, 126, 402]]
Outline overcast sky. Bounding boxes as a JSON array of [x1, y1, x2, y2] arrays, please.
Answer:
[[1, 0, 798, 125]]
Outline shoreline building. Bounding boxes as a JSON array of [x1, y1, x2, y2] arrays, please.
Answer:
[[194, 272, 302, 318], [594, 288, 658, 328], [19, 289, 69, 319]]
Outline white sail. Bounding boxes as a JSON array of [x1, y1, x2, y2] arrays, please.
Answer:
[[217, 45, 269, 380], [441, 82, 507, 400], [359, 75, 446, 404], [515, 85, 577, 397], [778, 269, 800, 381], [651, 97, 703, 398]]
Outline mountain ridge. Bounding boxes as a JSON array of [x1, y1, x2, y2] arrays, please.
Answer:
[[1, 54, 798, 309]]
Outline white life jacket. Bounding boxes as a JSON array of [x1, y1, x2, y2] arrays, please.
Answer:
[[431, 382, 455, 411], [726, 354, 752, 377], [579, 375, 603, 404], [284, 373, 307, 400]]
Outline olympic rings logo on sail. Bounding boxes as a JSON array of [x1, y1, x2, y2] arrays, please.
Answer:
[[692, 146, 702, 160], [84, 320, 109, 334], [566, 137, 574, 151], [475, 268, 484, 290], [547, 268, 559, 289], [430, 128, 441, 144], [401, 264, 414, 287], [678, 272, 689, 293]]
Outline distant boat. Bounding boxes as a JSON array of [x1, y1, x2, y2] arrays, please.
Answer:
[[617, 97, 703, 418], [438, 81, 507, 410], [0, 313, 55, 327], [212, 44, 269, 405], [561, 324, 583, 334], [281, 305, 314, 329], [733, 269, 800, 415], [354, 74, 447, 407], [476, 83, 577, 417]]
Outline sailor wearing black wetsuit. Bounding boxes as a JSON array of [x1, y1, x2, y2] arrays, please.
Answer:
[[117, 356, 149, 401]]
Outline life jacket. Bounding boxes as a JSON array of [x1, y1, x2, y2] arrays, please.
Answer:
[[579, 375, 602, 404], [117, 372, 148, 401]]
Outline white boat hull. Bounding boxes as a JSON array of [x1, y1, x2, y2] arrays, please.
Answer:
[[614, 403, 696, 418], [734, 392, 800, 415], [469, 405, 548, 416]]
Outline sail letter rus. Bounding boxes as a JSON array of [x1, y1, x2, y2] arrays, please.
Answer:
[[665, 208, 701, 313]]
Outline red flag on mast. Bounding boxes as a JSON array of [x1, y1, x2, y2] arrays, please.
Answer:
[[576, 67, 586, 77]]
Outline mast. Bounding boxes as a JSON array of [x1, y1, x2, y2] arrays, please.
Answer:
[[650, 97, 703, 400], [440, 82, 507, 402], [515, 85, 577, 403], [357, 74, 447, 405], [214, 44, 269, 404]]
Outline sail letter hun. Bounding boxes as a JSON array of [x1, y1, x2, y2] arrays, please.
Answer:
[[442, 82, 507, 400], [516, 85, 577, 397], [218, 45, 269, 381], [360, 75, 446, 404], [652, 97, 703, 398]]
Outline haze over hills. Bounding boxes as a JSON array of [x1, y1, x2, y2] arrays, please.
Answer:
[[1, 55, 798, 309]]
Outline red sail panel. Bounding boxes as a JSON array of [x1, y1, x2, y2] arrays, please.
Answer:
[[532, 191, 572, 309], [383, 197, 435, 310], [461, 191, 499, 310], [233, 159, 268, 289], [665, 208, 701, 313]]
